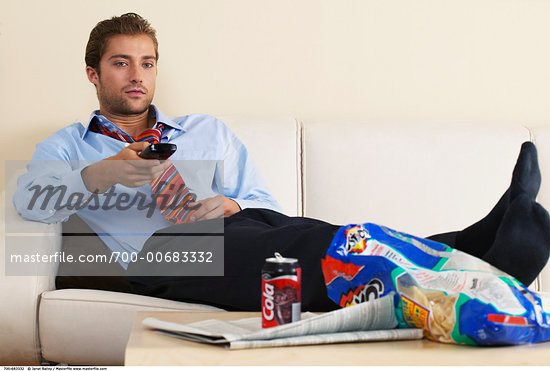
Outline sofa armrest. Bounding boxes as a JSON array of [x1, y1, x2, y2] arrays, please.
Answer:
[[0, 191, 62, 365]]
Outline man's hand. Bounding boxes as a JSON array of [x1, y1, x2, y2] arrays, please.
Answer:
[[187, 195, 241, 222], [81, 142, 170, 193]]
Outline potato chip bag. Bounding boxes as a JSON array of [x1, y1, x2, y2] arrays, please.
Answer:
[[322, 223, 550, 345]]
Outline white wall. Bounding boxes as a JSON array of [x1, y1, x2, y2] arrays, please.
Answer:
[[1, 0, 550, 172]]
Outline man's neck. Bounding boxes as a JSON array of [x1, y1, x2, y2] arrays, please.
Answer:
[[100, 109, 154, 137]]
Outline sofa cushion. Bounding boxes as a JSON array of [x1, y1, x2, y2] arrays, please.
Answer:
[[39, 289, 223, 365]]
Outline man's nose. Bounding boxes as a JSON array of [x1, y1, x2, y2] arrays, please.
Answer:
[[129, 64, 143, 84]]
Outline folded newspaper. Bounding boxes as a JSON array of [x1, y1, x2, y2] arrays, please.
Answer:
[[142, 294, 423, 349]]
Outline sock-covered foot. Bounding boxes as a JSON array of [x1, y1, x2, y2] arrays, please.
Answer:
[[482, 194, 550, 286], [510, 141, 541, 201], [454, 142, 541, 258]]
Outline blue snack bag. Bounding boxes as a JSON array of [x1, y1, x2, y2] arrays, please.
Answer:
[[322, 223, 550, 345]]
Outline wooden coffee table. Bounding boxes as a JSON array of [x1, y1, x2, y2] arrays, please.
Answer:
[[125, 311, 550, 366]]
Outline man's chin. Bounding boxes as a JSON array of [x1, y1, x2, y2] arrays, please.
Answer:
[[128, 106, 151, 116], [114, 102, 152, 116]]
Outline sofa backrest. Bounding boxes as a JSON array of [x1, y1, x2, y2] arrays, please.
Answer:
[[219, 116, 302, 216], [302, 120, 531, 236]]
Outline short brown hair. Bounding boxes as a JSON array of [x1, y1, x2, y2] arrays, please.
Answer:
[[85, 13, 159, 72]]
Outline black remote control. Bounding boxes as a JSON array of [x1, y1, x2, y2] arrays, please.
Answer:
[[138, 143, 177, 160]]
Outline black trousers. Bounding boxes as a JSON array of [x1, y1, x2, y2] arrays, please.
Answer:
[[56, 209, 454, 312]]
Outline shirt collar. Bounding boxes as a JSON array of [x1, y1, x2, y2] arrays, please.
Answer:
[[82, 105, 184, 139]]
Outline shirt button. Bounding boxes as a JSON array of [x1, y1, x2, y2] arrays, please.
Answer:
[[48, 210, 54, 214]]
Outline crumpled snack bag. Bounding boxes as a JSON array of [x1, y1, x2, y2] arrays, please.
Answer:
[[322, 223, 550, 345]]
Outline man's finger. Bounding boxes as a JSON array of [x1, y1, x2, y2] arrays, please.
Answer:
[[196, 207, 224, 221], [129, 158, 161, 168], [193, 200, 224, 221], [187, 201, 199, 208], [131, 179, 153, 187], [189, 202, 208, 221], [127, 142, 151, 152], [143, 162, 168, 176]]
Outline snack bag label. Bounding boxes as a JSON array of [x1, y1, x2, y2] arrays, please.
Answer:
[[322, 223, 550, 345], [402, 295, 430, 330]]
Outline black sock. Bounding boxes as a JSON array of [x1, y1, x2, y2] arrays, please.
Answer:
[[482, 194, 550, 286], [439, 190, 509, 256], [454, 142, 541, 258], [510, 142, 542, 201], [429, 142, 550, 286]]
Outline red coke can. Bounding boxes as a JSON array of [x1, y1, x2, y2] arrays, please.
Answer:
[[261, 252, 301, 328]]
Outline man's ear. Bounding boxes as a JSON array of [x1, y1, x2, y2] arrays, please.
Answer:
[[86, 66, 99, 86]]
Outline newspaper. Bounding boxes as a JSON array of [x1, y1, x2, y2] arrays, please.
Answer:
[[142, 294, 423, 349]]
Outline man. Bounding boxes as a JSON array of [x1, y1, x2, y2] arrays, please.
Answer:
[[13, 13, 550, 311], [14, 12, 280, 295]]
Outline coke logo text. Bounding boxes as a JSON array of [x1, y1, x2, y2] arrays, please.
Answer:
[[262, 282, 275, 321]]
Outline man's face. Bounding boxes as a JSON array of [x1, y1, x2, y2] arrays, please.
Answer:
[[86, 34, 157, 116]]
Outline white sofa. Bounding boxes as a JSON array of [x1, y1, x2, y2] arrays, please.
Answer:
[[2, 117, 550, 365]]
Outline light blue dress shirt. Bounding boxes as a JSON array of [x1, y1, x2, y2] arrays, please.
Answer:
[[13, 106, 281, 268]]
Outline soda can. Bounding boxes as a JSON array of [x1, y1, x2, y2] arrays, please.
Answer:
[[261, 252, 301, 328]]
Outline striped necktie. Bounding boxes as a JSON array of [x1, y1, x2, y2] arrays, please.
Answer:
[[89, 119, 196, 224]]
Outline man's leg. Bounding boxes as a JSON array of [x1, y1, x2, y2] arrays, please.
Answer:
[[428, 142, 550, 286], [127, 208, 341, 312]]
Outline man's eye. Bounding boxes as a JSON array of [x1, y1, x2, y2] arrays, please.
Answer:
[[143, 62, 155, 68], [115, 61, 128, 67]]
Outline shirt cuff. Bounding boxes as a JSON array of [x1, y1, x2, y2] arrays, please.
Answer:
[[24, 167, 95, 223], [231, 198, 282, 213]]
